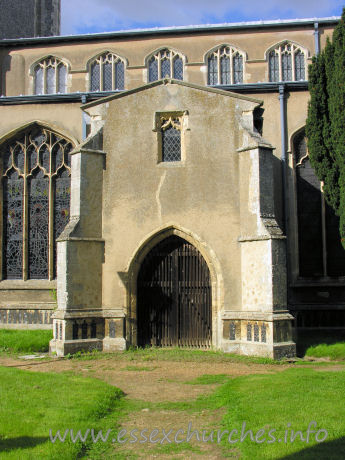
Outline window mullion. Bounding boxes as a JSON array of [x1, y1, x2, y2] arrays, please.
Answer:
[[48, 133, 54, 280], [48, 173, 54, 280], [54, 61, 58, 93], [279, 48, 282, 82], [43, 64, 47, 95], [292, 48, 296, 81], [321, 182, 328, 276], [217, 50, 220, 85], [230, 49, 233, 85], [112, 56, 116, 90], [23, 135, 29, 280], [99, 59, 103, 91], [158, 54, 161, 80]]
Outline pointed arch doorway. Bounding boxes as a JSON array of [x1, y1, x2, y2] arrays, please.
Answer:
[[137, 235, 212, 348]]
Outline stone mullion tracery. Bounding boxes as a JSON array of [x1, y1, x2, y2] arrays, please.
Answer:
[[269, 43, 306, 82], [1, 126, 73, 280], [112, 54, 116, 90], [34, 57, 67, 95], [99, 56, 104, 91], [291, 48, 296, 83], [278, 47, 282, 82], [90, 53, 125, 91], [23, 134, 29, 280], [207, 46, 243, 85], [157, 54, 161, 80], [217, 49, 221, 85], [48, 132, 55, 280]]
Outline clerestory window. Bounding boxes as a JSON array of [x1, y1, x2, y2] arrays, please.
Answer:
[[269, 42, 306, 82], [148, 49, 184, 82], [34, 56, 68, 94], [89, 52, 125, 91], [207, 45, 244, 85], [1, 124, 73, 280]]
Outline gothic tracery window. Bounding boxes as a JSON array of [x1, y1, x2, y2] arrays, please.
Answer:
[[90, 52, 125, 91], [269, 42, 306, 82], [2, 125, 73, 280], [160, 115, 182, 162], [148, 49, 184, 82], [207, 45, 244, 85], [34, 57, 68, 94], [294, 131, 345, 277]]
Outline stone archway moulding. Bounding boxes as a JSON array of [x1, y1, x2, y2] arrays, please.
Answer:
[[125, 224, 224, 349]]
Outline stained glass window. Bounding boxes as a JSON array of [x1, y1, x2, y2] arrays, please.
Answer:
[[148, 49, 184, 82], [269, 43, 307, 82], [89, 52, 125, 91], [33, 57, 68, 94], [3, 171, 23, 279], [207, 45, 244, 85], [1, 124, 73, 280], [28, 170, 49, 279]]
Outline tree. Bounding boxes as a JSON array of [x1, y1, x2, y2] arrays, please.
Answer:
[[306, 9, 345, 250]]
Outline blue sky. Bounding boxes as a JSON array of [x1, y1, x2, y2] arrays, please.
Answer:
[[61, 0, 343, 35]]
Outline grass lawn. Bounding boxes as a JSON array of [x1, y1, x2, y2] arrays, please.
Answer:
[[305, 342, 345, 361], [0, 366, 125, 459], [213, 368, 345, 459], [0, 329, 53, 353], [1, 330, 345, 458]]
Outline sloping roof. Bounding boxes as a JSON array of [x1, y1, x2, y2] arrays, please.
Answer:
[[81, 78, 263, 110], [0, 17, 339, 47]]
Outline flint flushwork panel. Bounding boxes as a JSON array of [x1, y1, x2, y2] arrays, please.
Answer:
[[0, 309, 53, 325]]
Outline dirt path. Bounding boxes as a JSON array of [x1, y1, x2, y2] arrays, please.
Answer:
[[0, 355, 292, 459]]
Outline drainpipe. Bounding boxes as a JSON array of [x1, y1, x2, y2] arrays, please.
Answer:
[[81, 94, 87, 140], [279, 84, 288, 234], [314, 22, 320, 55], [279, 83, 290, 307]]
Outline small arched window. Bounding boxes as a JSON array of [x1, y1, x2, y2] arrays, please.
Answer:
[[294, 130, 345, 277], [89, 52, 125, 92], [34, 56, 68, 94], [268, 42, 306, 82], [1, 124, 73, 280], [148, 49, 184, 82], [207, 45, 244, 85]]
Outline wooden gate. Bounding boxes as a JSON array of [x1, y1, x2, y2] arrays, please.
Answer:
[[137, 236, 212, 348]]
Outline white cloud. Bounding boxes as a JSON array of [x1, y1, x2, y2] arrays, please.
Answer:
[[61, 0, 343, 35]]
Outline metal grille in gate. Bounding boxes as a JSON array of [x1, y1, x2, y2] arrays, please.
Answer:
[[137, 236, 212, 348]]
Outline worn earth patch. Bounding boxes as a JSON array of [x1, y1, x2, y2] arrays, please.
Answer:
[[0, 354, 301, 458]]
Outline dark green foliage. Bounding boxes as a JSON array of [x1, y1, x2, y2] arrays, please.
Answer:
[[306, 9, 345, 249]]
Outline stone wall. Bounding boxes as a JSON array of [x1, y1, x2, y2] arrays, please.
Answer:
[[0, 0, 60, 39]]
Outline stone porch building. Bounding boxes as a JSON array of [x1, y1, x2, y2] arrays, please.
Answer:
[[0, 10, 343, 357]]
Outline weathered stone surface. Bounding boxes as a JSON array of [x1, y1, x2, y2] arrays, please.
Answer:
[[0, 0, 60, 39]]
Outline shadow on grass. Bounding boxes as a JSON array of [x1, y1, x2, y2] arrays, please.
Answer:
[[280, 436, 345, 459], [295, 329, 345, 357], [0, 436, 48, 452]]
